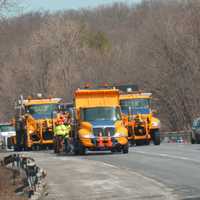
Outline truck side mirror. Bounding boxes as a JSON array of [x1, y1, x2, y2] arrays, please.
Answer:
[[128, 106, 133, 121], [152, 109, 158, 115], [128, 106, 132, 115], [52, 111, 58, 118], [57, 105, 61, 111]]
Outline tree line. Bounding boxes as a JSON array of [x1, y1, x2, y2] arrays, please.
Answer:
[[0, 0, 200, 131]]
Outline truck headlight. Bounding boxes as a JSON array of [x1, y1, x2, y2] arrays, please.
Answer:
[[29, 130, 34, 134], [81, 134, 95, 139], [113, 132, 124, 138], [152, 121, 160, 128]]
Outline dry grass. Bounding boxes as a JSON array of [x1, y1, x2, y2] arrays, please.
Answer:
[[0, 166, 27, 200]]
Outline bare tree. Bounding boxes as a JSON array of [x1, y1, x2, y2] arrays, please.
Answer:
[[1, 0, 200, 130]]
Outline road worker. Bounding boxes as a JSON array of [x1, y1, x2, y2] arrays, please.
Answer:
[[54, 118, 71, 153]]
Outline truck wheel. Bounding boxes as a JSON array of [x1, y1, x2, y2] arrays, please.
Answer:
[[111, 148, 116, 153], [74, 141, 86, 155], [111, 147, 121, 153], [74, 147, 85, 155], [129, 140, 135, 147], [152, 130, 160, 145], [145, 140, 150, 145], [79, 146, 86, 155], [122, 144, 129, 154], [31, 145, 40, 151], [196, 134, 200, 144], [14, 146, 22, 152], [191, 138, 196, 144], [191, 135, 196, 144]]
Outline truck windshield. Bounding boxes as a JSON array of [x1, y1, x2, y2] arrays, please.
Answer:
[[81, 107, 121, 121], [120, 99, 150, 114], [0, 125, 15, 132], [26, 104, 58, 119]]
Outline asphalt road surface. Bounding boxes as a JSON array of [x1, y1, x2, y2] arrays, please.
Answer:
[[1, 143, 200, 200], [84, 144, 200, 200]]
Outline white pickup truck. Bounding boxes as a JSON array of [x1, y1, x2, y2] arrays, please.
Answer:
[[0, 123, 16, 150]]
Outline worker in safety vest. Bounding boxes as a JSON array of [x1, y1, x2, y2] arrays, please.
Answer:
[[54, 118, 71, 153]]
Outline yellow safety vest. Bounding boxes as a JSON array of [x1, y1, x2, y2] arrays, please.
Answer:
[[54, 125, 71, 137]]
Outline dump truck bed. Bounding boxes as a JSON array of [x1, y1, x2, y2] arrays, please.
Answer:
[[75, 89, 119, 109]]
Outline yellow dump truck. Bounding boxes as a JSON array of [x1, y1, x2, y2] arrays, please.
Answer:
[[73, 87, 129, 154], [14, 95, 62, 151], [117, 85, 161, 145]]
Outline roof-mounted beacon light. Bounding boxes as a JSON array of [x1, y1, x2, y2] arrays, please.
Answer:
[[141, 93, 152, 97], [127, 88, 133, 93], [37, 93, 42, 98]]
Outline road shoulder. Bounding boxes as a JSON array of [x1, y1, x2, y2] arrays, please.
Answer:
[[32, 153, 177, 200]]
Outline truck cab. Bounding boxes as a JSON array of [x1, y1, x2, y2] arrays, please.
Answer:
[[118, 85, 160, 145], [74, 87, 129, 154], [14, 95, 62, 150]]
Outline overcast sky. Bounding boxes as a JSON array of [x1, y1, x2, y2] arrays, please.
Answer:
[[21, 0, 141, 13]]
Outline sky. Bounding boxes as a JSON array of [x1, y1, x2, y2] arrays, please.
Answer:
[[20, 0, 141, 13]]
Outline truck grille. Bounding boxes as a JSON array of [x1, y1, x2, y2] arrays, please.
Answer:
[[93, 127, 115, 137]]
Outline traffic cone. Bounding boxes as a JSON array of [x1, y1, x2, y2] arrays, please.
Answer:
[[98, 132, 104, 148], [107, 132, 113, 148]]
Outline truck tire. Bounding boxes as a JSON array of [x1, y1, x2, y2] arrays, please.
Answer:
[[14, 146, 23, 152], [152, 130, 160, 145], [196, 134, 200, 144], [74, 147, 86, 155], [191, 134, 196, 144], [74, 141, 86, 155], [191, 138, 196, 144], [122, 144, 129, 154], [144, 140, 150, 145]]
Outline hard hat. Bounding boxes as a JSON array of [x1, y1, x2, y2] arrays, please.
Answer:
[[58, 119, 63, 124], [60, 116, 64, 120]]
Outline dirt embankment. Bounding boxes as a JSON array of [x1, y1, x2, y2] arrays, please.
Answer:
[[0, 166, 27, 200]]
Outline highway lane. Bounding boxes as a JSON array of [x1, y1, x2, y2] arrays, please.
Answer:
[[1, 143, 200, 200], [84, 144, 200, 200]]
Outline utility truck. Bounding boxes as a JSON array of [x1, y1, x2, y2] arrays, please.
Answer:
[[14, 94, 62, 151], [118, 85, 161, 145], [73, 87, 129, 154], [0, 123, 16, 150]]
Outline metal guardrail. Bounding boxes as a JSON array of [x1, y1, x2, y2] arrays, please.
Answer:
[[1, 154, 47, 198], [161, 130, 192, 144]]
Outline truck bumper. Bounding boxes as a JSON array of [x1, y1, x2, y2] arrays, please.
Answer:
[[128, 134, 151, 141], [40, 140, 54, 145], [80, 137, 128, 150]]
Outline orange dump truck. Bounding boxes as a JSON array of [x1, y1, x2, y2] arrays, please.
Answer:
[[73, 87, 129, 154], [117, 85, 161, 145], [14, 95, 62, 151]]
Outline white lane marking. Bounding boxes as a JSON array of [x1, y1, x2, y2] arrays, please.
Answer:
[[98, 160, 176, 200], [102, 162, 118, 169], [134, 150, 200, 163], [151, 143, 200, 153]]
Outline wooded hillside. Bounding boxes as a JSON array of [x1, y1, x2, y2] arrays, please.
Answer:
[[0, 0, 200, 130]]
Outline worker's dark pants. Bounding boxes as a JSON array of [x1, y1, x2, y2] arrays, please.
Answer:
[[54, 136, 64, 153]]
